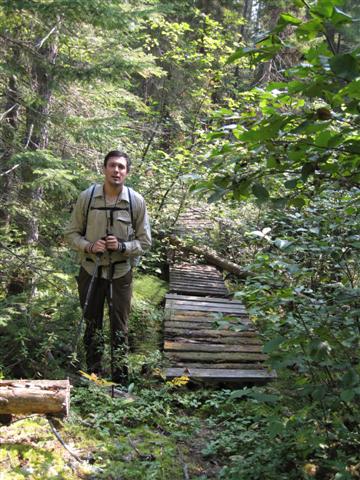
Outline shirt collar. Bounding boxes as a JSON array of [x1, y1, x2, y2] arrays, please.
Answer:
[[93, 183, 129, 203]]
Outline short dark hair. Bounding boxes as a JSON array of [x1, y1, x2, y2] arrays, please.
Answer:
[[104, 150, 131, 171]]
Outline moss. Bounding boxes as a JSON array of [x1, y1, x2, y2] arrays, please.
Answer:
[[128, 275, 167, 355], [132, 274, 168, 306], [0, 418, 78, 479]]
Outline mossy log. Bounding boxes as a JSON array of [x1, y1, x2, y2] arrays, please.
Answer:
[[0, 379, 70, 417]]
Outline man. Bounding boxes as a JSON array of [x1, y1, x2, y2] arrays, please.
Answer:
[[65, 150, 151, 384]]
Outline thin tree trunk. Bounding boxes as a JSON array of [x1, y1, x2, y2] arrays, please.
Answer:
[[21, 38, 58, 244], [241, 0, 253, 40], [0, 62, 20, 226]]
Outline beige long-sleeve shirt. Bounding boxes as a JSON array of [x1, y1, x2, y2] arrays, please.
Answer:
[[64, 184, 151, 278]]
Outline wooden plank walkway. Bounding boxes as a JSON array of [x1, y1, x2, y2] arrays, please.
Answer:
[[164, 208, 276, 384], [169, 263, 228, 297]]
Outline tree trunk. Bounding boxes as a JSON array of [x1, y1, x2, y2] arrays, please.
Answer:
[[241, 0, 253, 40], [0, 379, 70, 417], [0, 66, 20, 227], [21, 37, 58, 244]]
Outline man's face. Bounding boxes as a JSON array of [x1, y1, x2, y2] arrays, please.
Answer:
[[103, 156, 128, 188]]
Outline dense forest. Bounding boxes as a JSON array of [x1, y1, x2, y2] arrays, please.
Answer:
[[0, 0, 359, 478]]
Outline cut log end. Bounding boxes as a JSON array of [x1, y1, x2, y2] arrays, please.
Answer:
[[0, 379, 71, 418]]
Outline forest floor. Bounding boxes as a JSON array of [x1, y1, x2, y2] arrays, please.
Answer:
[[0, 383, 225, 479], [0, 275, 235, 479]]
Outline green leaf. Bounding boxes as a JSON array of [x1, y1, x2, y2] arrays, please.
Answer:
[[233, 179, 251, 200], [249, 392, 279, 404], [290, 197, 306, 208], [208, 188, 227, 203], [267, 418, 285, 438], [252, 183, 269, 201], [315, 130, 334, 147], [278, 13, 302, 26], [263, 336, 285, 353], [340, 389, 355, 402], [226, 46, 256, 64], [341, 79, 360, 99], [342, 369, 359, 388], [296, 19, 323, 40], [329, 54, 359, 81], [311, 1, 333, 18], [229, 389, 248, 399], [344, 139, 360, 154], [311, 385, 327, 400], [285, 178, 299, 189], [331, 7, 353, 25], [267, 157, 280, 169]]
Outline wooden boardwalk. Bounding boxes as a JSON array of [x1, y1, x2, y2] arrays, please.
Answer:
[[163, 209, 276, 384]]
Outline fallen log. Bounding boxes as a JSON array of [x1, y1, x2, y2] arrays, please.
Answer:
[[0, 379, 70, 417], [168, 236, 251, 278]]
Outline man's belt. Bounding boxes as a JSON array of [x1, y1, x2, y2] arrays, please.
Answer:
[[85, 257, 127, 265]]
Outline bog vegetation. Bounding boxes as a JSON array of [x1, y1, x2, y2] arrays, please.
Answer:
[[0, 0, 359, 478]]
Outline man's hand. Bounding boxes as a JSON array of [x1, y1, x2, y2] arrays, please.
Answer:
[[90, 239, 107, 254], [105, 235, 120, 251]]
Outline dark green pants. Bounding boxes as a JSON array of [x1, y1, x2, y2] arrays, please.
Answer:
[[77, 267, 132, 384]]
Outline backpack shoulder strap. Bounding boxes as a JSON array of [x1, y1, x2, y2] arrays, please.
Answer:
[[82, 183, 96, 236], [128, 186, 135, 230]]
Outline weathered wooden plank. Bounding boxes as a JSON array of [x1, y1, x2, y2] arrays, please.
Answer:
[[165, 351, 268, 362], [165, 368, 277, 381], [167, 305, 246, 314], [166, 298, 245, 308], [171, 263, 218, 270], [169, 285, 227, 293], [169, 310, 238, 317], [165, 335, 262, 345], [170, 274, 223, 281], [170, 271, 224, 277], [169, 277, 226, 286], [170, 362, 268, 369], [166, 294, 243, 305], [165, 321, 220, 330], [168, 314, 250, 322], [170, 278, 223, 285], [165, 318, 254, 331], [170, 278, 222, 284], [164, 341, 263, 353], [169, 311, 241, 318], [170, 269, 223, 276], [166, 315, 248, 324], [172, 271, 220, 277], [165, 328, 257, 337], [165, 302, 247, 315], [170, 275, 224, 283], [166, 303, 247, 314], [169, 279, 225, 286]]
